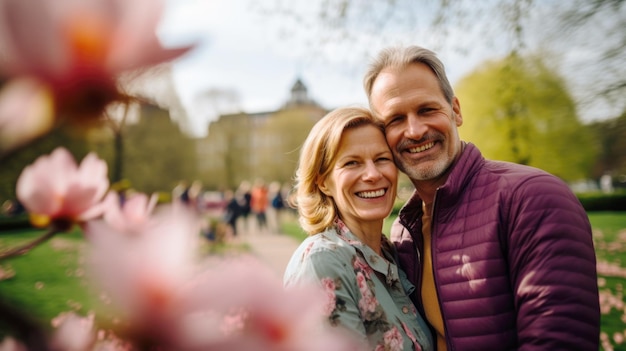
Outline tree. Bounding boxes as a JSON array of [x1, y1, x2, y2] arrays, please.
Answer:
[[455, 53, 596, 181], [588, 111, 626, 180], [122, 103, 198, 194], [256, 0, 625, 120]]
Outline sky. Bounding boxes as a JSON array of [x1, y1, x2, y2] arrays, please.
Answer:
[[156, 0, 619, 138], [157, 0, 493, 137]]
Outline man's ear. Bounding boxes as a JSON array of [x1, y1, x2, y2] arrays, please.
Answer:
[[452, 97, 463, 127]]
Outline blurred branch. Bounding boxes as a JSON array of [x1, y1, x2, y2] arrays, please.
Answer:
[[0, 227, 59, 261]]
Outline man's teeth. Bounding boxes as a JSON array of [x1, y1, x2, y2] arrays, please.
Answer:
[[408, 141, 434, 153], [357, 189, 385, 198]]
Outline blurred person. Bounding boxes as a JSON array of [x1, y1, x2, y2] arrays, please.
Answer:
[[364, 44, 600, 350], [172, 180, 190, 205], [236, 180, 252, 235], [187, 180, 204, 213], [284, 107, 433, 350], [250, 178, 269, 233], [267, 181, 284, 233], [222, 189, 242, 237]]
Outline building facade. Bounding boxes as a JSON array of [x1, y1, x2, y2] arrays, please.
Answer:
[[196, 79, 328, 190]]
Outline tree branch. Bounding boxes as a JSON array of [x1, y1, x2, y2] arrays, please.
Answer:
[[0, 227, 59, 261]]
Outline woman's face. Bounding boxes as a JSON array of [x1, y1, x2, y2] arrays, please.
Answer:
[[320, 124, 398, 227]]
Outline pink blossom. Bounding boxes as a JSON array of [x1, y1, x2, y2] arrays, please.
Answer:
[[0, 78, 54, 154], [184, 258, 367, 351], [0, 337, 27, 351], [102, 191, 158, 234], [0, 0, 193, 124], [85, 206, 365, 350], [50, 312, 96, 351], [16, 147, 109, 228], [83, 203, 208, 346]]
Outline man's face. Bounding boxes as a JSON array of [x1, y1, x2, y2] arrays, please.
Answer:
[[369, 63, 463, 183]]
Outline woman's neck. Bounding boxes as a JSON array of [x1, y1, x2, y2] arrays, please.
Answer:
[[340, 217, 384, 255]]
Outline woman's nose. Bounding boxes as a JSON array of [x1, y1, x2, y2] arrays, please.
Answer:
[[362, 162, 383, 181]]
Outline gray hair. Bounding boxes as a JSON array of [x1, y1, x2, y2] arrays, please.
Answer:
[[363, 45, 454, 105]]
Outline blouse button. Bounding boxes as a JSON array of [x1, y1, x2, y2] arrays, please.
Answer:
[[402, 306, 409, 314]]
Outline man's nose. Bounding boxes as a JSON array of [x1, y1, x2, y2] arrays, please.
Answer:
[[406, 115, 427, 140]]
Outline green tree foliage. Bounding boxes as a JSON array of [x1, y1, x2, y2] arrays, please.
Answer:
[[588, 111, 626, 179], [122, 104, 198, 194], [455, 53, 596, 181]]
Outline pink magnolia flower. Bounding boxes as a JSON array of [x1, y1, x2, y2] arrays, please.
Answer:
[[0, 337, 27, 351], [85, 204, 364, 350], [84, 203, 202, 346], [16, 147, 110, 228], [0, 0, 193, 126], [102, 191, 158, 234], [183, 258, 368, 351], [50, 312, 96, 351], [0, 78, 54, 154]]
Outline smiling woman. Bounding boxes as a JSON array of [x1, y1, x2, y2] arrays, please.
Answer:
[[284, 106, 434, 351]]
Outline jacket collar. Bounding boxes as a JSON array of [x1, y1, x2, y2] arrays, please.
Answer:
[[399, 142, 485, 228]]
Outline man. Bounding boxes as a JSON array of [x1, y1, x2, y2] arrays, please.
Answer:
[[363, 45, 600, 350]]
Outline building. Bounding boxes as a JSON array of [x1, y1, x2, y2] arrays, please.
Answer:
[[196, 78, 328, 190]]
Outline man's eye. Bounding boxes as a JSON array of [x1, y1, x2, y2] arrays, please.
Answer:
[[386, 115, 404, 126]]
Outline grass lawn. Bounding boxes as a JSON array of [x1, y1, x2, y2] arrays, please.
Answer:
[[282, 211, 626, 351], [1, 212, 625, 350], [0, 227, 94, 336]]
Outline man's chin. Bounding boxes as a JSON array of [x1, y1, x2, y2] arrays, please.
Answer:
[[398, 159, 446, 181]]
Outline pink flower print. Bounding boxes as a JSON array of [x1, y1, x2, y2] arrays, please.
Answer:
[[16, 147, 109, 229], [353, 256, 373, 279], [301, 241, 315, 261], [401, 321, 422, 351], [320, 277, 337, 316], [357, 272, 379, 314], [382, 326, 404, 351]]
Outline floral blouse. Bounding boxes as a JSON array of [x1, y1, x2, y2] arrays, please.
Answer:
[[284, 218, 433, 351]]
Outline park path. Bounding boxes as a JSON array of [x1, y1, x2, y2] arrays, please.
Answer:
[[239, 229, 302, 279]]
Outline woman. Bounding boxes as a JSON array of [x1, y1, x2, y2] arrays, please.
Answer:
[[284, 107, 433, 351]]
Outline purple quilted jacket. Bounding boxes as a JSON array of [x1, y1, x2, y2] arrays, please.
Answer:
[[392, 143, 600, 351]]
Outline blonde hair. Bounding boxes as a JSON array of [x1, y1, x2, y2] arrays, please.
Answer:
[[292, 107, 384, 235]]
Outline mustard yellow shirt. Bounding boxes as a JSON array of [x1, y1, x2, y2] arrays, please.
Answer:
[[422, 202, 447, 351]]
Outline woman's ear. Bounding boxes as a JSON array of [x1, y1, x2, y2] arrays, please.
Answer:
[[317, 177, 331, 196]]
